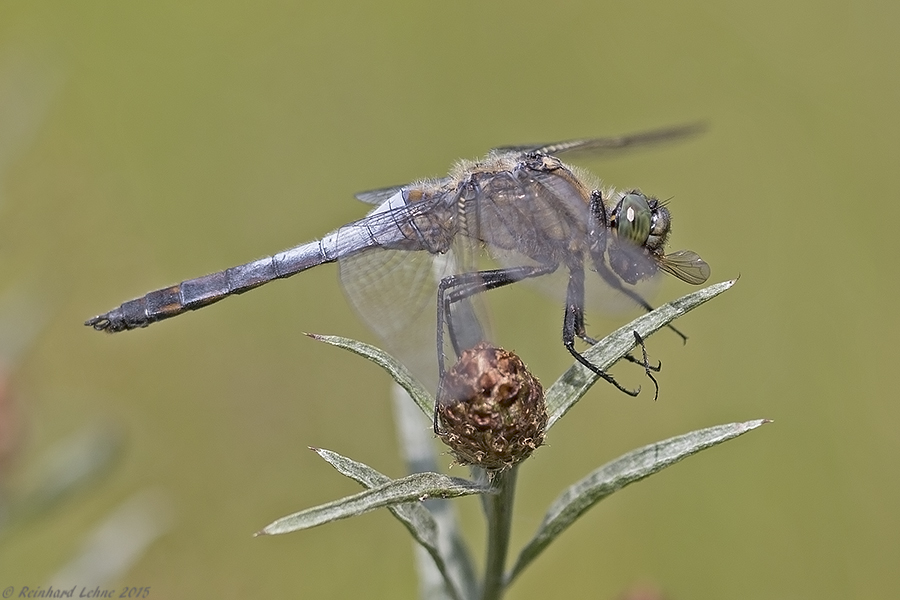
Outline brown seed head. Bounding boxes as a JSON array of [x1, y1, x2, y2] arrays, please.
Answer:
[[435, 343, 546, 470]]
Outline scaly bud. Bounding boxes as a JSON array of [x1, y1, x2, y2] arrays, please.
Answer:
[[435, 343, 546, 470]]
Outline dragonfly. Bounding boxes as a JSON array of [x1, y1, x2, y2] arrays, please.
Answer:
[[86, 124, 710, 396]]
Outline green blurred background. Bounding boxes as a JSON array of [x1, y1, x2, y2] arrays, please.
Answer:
[[1, 1, 898, 598]]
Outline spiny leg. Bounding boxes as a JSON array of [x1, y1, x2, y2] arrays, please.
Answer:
[[588, 190, 689, 343], [622, 352, 661, 372], [590, 247, 689, 343], [436, 264, 557, 373], [433, 263, 557, 434], [631, 331, 659, 401], [563, 264, 640, 397], [575, 319, 661, 374]]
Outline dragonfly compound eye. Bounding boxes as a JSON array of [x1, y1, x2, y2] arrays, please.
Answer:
[[617, 193, 652, 246]]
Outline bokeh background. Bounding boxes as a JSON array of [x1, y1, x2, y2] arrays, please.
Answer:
[[1, 1, 898, 598]]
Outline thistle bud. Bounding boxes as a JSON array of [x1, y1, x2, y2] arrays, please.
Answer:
[[435, 343, 546, 470]]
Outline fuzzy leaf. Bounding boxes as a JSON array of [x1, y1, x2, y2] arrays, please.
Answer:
[[307, 333, 434, 419], [545, 279, 736, 429], [311, 447, 467, 600], [257, 471, 492, 536], [507, 418, 769, 583]]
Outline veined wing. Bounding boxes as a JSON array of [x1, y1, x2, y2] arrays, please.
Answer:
[[657, 249, 710, 285], [338, 185, 490, 388], [356, 123, 703, 204], [466, 159, 593, 269], [339, 246, 490, 390], [339, 247, 444, 386], [469, 167, 669, 314], [355, 177, 453, 205], [354, 185, 405, 205], [492, 122, 705, 157]]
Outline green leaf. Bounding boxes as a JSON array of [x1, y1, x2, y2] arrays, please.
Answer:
[[307, 333, 435, 419], [545, 279, 736, 429], [257, 470, 493, 536], [507, 418, 769, 584], [311, 447, 467, 600]]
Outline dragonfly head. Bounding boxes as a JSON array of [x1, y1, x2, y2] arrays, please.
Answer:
[[614, 192, 671, 251], [607, 191, 672, 284]]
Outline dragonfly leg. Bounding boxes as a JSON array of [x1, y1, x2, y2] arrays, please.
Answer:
[[588, 248, 690, 343], [571, 304, 660, 373], [574, 298, 661, 377], [434, 263, 557, 435], [563, 264, 646, 397], [435, 264, 557, 376], [621, 352, 662, 372], [631, 331, 659, 401], [587, 191, 687, 343]]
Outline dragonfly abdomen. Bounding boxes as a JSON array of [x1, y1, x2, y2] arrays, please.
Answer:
[[85, 196, 446, 333], [86, 239, 336, 332]]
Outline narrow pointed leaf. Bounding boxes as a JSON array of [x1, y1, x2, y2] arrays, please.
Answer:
[[257, 471, 492, 536], [307, 333, 434, 419], [507, 418, 769, 583], [312, 447, 466, 600], [545, 279, 736, 429]]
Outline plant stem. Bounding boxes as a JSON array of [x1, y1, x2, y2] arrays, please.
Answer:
[[480, 465, 518, 600]]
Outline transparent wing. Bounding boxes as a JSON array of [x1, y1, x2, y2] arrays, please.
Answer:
[[470, 168, 667, 315], [338, 189, 491, 388], [340, 247, 443, 386], [492, 122, 705, 157], [657, 249, 710, 285], [470, 167, 589, 267], [339, 247, 492, 391], [354, 185, 406, 205], [355, 177, 453, 205], [356, 123, 703, 204]]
